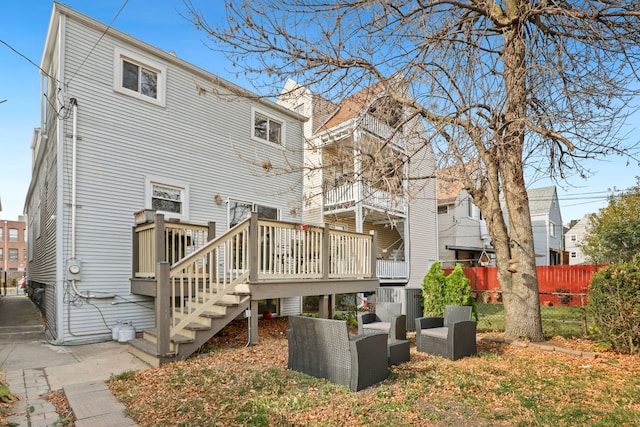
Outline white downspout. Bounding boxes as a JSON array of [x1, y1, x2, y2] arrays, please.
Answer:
[[71, 98, 78, 260], [69, 98, 89, 299]]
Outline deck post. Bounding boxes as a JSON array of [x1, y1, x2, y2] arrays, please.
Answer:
[[207, 221, 216, 241], [154, 214, 166, 263], [249, 213, 259, 343], [322, 223, 330, 280], [319, 223, 334, 318], [155, 261, 171, 358], [249, 213, 259, 282], [370, 230, 377, 278], [319, 295, 335, 319], [207, 221, 216, 278], [250, 299, 259, 344], [132, 225, 139, 277]]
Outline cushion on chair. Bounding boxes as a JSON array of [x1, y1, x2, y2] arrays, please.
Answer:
[[362, 322, 391, 332], [421, 326, 448, 340]]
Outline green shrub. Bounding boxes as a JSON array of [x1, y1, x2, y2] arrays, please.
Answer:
[[422, 262, 446, 316], [445, 264, 477, 320], [421, 262, 476, 318], [588, 258, 640, 354]]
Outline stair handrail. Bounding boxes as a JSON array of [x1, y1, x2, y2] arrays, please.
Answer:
[[167, 218, 251, 337]]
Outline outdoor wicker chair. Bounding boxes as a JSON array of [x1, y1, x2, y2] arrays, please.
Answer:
[[287, 316, 389, 391], [357, 302, 407, 341], [415, 305, 477, 360]]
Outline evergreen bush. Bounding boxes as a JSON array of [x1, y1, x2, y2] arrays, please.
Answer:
[[421, 261, 446, 316], [421, 262, 476, 318], [588, 258, 640, 354], [445, 264, 477, 320]]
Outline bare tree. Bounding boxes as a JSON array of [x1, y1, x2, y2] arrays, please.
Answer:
[[187, 0, 640, 341]]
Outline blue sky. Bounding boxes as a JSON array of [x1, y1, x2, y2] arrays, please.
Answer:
[[0, 1, 638, 223]]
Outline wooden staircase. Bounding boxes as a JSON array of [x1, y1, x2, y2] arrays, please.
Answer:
[[128, 284, 251, 367]]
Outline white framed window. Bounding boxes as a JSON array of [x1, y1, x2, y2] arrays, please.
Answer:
[[252, 108, 284, 146], [570, 252, 577, 258], [570, 234, 577, 242], [114, 48, 166, 107], [228, 199, 279, 227], [145, 177, 189, 221], [8, 229, 18, 242], [437, 205, 448, 214], [549, 221, 556, 237]]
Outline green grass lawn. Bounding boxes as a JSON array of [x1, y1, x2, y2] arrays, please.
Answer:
[[476, 302, 591, 338]]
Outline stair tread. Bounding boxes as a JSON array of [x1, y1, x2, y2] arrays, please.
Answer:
[[201, 312, 226, 319], [143, 328, 195, 344], [128, 338, 176, 357], [185, 323, 210, 331]]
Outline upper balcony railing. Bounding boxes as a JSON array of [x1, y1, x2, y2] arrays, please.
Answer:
[[318, 113, 404, 150], [325, 183, 407, 215], [359, 114, 404, 150]]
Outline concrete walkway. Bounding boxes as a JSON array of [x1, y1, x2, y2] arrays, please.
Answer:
[[0, 295, 149, 426]]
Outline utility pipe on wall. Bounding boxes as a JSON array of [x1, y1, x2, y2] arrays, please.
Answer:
[[71, 98, 78, 260]]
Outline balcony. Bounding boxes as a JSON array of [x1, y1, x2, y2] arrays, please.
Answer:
[[325, 183, 406, 215]]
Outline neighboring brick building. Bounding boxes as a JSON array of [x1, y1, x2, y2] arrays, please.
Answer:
[[1, 216, 27, 274]]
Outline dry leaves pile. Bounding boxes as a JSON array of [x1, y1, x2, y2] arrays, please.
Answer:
[[107, 318, 640, 427]]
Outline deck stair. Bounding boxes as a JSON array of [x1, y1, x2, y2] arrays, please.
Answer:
[[128, 284, 252, 367], [128, 219, 254, 366]]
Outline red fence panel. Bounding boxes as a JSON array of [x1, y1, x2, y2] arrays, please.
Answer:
[[444, 264, 605, 306]]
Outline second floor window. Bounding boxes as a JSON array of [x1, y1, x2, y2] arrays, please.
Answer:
[[8, 229, 18, 242], [114, 48, 166, 107], [549, 221, 556, 237], [123, 60, 158, 99], [8, 249, 18, 262], [253, 110, 283, 145]]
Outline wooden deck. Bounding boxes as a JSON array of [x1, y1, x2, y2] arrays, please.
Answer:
[[129, 212, 379, 365]]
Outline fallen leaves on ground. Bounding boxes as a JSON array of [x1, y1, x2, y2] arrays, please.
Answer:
[[45, 389, 75, 426], [107, 318, 640, 427]]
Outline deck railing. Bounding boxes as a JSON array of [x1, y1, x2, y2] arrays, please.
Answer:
[[360, 114, 403, 149], [133, 216, 211, 278], [376, 259, 408, 280]]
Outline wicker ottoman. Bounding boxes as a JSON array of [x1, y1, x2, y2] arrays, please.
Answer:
[[388, 340, 410, 366]]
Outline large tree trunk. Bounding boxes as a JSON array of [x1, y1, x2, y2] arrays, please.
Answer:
[[496, 14, 544, 341]]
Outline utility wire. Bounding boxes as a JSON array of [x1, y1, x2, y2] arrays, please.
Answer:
[[0, 38, 60, 85], [66, 0, 130, 84]]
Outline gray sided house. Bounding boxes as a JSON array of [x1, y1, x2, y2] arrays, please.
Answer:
[[527, 186, 565, 265], [25, 3, 307, 345], [436, 167, 493, 268], [565, 214, 592, 265], [278, 79, 438, 325]]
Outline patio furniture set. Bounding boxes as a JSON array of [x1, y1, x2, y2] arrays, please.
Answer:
[[287, 303, 477, 391]]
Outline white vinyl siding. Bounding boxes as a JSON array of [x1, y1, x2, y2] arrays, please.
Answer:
[[29, 14, 304, 344]]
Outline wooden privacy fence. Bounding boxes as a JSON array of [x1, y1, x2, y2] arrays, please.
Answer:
[[444, 265, 605, 307]]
